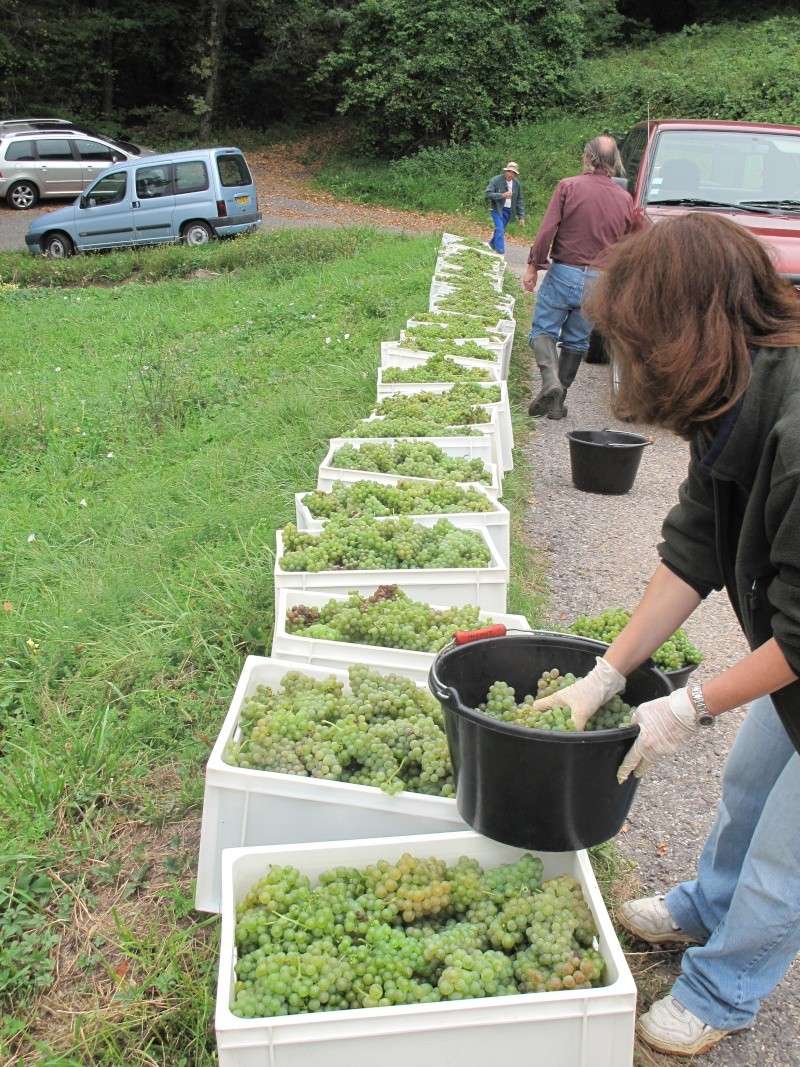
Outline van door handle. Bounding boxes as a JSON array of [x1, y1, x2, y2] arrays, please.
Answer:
[[131, 201, 140, 209]]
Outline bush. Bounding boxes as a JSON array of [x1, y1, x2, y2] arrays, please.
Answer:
[[318, 0, 586, 155]]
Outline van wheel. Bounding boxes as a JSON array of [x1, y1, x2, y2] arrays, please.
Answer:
[[42, 232, 74, 258], [8, 180, 39, 210], [181, 221, 213, 247]]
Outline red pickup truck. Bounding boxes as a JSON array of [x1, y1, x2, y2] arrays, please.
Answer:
[[618, 118, 800, 287]]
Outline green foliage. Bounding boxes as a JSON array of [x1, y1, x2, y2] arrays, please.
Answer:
[[317, 0, 585, 154], [0, 865, 63, 1008], [0, 230, 367, 289]]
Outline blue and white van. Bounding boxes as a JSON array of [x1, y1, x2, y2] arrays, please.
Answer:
[[25, 147, 261, 256]]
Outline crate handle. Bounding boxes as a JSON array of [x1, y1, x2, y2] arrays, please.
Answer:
[[453, 624, 508, 645]]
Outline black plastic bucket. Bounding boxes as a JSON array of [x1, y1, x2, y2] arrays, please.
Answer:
[[429, 631, 671, 851], [567, 429, 651, 495], [664, 663, 697, 690]]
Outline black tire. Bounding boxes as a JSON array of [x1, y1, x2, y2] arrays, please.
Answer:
[[585, 328, 609, 365], [181, 220, 213, 247], [42, 232, 75, 258], [7, 180, 39, 210]]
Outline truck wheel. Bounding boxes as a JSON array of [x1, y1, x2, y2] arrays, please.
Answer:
[[7, 180, 39, 210], [42, 232, 74, 258], [181, 221, 213, 247]]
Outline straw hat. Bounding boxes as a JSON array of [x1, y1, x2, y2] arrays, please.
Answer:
[[504, 162, 520, 175]]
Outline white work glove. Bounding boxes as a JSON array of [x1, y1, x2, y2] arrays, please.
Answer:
[[532, 657, 626, 730], [617, 688, 699, 784]]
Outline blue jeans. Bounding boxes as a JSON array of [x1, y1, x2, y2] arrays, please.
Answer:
[[665, 696, 800, 1030], [529, 261, 598, 352], [489, 207, 511, 254]]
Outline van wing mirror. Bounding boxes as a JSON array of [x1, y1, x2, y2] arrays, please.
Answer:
[[79, 194, 87, 209]]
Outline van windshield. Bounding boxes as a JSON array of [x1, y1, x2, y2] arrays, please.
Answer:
[[646, 130, 800, 211], [217, 153, 251, 187]]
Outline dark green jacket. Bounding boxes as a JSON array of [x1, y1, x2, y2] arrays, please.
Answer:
[[658, 346, 800, 752], [485, 173, 525, 221]]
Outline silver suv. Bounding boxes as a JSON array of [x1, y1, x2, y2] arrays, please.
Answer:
[[0, 129, 144, 209]]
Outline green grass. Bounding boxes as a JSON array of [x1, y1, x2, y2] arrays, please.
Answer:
[[1, 230, 546, 1064], [312, 14, 800, 228]]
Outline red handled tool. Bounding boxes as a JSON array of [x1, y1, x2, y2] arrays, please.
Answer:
[[453, 624, 507, 645]]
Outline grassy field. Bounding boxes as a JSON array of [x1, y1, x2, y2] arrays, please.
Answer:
[[0, 230, 545, 1065], [312, 14, 800, 228]]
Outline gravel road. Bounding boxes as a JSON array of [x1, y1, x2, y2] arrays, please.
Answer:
[[522, 361, 800, 1066]]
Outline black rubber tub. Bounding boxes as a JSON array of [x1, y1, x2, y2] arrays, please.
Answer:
[[567, 429, 651, 495], [429, 631, 671, 851], [664, 663, 698, 690]]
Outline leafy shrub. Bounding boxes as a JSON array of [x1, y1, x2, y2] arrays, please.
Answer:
[[318, 0, 586, 154]]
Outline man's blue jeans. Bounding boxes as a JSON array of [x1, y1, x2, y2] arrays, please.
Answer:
[[665, 695, 800, 1030], [489, 207, 511, 254], [529, 261, 598, 352]]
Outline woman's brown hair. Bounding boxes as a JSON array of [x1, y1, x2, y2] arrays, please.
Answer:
[[585, 213, 800, 438]]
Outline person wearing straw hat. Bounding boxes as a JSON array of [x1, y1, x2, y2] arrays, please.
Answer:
[[485, 162, 525, 256]]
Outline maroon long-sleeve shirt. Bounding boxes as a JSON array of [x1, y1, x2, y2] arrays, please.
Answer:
[[528, 172, 633, 269]]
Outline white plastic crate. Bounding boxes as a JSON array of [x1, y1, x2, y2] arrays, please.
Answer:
[[377, 366, 501, 398], [430, 269, 503, 302], [295, 484, 510, 565], [340, 414, 505, 482], [407, 317, 515, 371], [215, 831, 637, 1067], [274, 527, 508, 611], [271, 588, 529, 678], [316, 437, 502, 500], [373, 382, 514, 474], [435, 253, 504, 282], [429, 281, 515, 319], [380, 342, 503, 380], [195, 658, 466, 913]]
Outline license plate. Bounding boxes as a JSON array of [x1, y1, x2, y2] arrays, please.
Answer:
[[234, 195, 249, 205]]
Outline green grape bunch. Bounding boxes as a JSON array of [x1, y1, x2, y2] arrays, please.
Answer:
[[286, 585, 502, 653], [225, 665, 454, 798], [330, 441, 491, 483], [231, 852, 606, 1019], [569, 608, 703, 671], [346, 417, 482, 438], [478, 668, 635, 733], [302, 480, 494, 521], [382, 356, 492, 384], [373, 384, 500, 427], [279, 517, 492, 572]]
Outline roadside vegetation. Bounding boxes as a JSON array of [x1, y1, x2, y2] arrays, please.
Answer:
[[0, 231, 544, 1063], [313, 14, 800, 226]]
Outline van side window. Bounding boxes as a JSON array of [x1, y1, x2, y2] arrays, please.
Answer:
[[75, 139, 115, 162], [136, 164, 173, 199], [85, 172, 127, 206], [175, 161, 209, 194], [5, 139, 36, 161], [217, 153, 251, 187]]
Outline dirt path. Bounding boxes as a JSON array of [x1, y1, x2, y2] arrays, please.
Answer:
[[0, 139, 530, 273]]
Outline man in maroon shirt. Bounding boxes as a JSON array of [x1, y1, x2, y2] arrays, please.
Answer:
[[524, 136, 632, 419]]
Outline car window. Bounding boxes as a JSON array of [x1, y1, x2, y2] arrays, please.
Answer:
[[646, 130, 800, 205], [35, 138, 75, 161], [85, 172, 127, 206], [175, 160, 209, 194], [621, 126, 648, 194], [217, 153, 251, 187], [5, 139, 36, 161], [75, 139, 115, 162], [136, 164, 173, 199]]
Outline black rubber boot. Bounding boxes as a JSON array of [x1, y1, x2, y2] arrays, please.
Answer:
[[528, 335, 565, 417], [548, 346, 585, 419]]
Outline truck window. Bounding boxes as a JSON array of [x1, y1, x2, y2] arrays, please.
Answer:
[[175, 161, 209, 194], [620, 126, 648, 195], [646, 130, 800, 206], [217, 153, 251, 187]]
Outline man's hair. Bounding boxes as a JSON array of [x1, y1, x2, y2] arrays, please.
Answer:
[[584, 213, 800, 438], [583, 136, 624, 178]]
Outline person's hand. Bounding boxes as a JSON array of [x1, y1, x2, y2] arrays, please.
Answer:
[[531, 657, 625, 730], [617, 688, 699, 783], [522, 265, 538, 293]]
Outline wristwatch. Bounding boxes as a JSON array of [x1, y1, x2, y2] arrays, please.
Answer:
[[687, 682, 715, 727]]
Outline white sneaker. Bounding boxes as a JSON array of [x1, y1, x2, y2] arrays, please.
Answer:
[[638, 995, 736, 1057], [617, 895, 699, 945]]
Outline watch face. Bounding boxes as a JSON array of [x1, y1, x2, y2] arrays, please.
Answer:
[[698, 713, 714, 727]]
